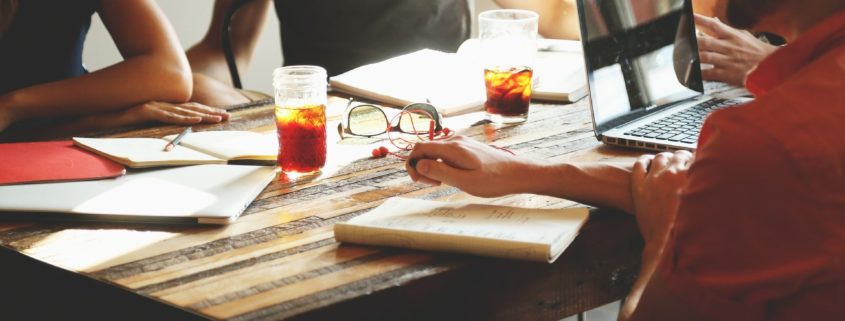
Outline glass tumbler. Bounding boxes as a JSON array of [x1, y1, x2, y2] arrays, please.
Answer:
[[479, 9, 539, 123], [273, 66, 328, 174]]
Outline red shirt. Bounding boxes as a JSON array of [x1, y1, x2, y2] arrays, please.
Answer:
[[659, 9, 845, 321]]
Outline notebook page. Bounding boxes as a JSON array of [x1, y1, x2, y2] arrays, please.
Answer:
[[329, 49, 485, 116], [73, 137, 224, 168], [162, 131, 278, 161], [335, 197, 589, 262]]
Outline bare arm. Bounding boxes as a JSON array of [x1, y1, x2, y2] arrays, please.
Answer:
[[495, 0, 580, 40], [187, 0, 272, 85], [0, 0, 192, 125], [406, 136, 635, 213]]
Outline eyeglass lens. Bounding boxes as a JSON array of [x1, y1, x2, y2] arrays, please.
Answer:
[[348, 103, 440, 136], [398, 110, 434, 134], [348, 105, 389, 136]]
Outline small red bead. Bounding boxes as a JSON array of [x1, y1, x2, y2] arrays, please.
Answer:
[[378, 146, 389, 154]]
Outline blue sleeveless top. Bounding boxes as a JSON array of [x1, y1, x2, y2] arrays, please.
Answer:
[[0, 0, 99, 95]]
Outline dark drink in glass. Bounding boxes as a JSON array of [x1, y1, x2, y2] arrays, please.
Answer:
[[275, 104, 327, 174], [484, 67, 533, 123]]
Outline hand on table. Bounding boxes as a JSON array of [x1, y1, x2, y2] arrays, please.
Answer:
[[108, 101, 231, 127], [695, 14, 778, 87], [631, 151, 693, 246], [405, 135, 530, 198]]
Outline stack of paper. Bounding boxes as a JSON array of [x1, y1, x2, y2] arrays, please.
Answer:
[[335, 197, 590, 263]]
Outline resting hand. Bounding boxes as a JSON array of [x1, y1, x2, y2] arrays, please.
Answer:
[[694, 14, 778, 87], [110, 101, 230, 127], [631, 151, 693, 245], [405, 136, 531, 198]]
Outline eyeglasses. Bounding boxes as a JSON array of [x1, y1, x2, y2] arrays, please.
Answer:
[[337, 98, 444, 138]]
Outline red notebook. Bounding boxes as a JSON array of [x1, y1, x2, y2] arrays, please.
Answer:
[[0, 140, 126, 185]]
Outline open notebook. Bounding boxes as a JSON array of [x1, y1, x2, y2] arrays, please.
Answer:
[[0, 164, 276, 224], [74, 130, 278, 168], [330, 41, 586, 116], [334, 198, 590, 263]]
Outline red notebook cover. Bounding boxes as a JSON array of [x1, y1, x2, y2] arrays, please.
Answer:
[[0, 140, 126, 185]]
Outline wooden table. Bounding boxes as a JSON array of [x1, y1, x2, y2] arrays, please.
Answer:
[[0, 97, 643, 321]]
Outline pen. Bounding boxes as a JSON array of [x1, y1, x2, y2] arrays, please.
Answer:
[[163, 127, 192, 152]]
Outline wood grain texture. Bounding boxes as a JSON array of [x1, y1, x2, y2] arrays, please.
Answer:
[[0, 98, 644, 321]]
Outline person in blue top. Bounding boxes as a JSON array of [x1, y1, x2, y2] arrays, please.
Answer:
[[0, 0, 229, 135]]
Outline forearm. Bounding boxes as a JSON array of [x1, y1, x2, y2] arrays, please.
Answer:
[[4, 54, 191, 122], [523, 161, 634, 213], [188, 0, 271, 81], [495, 0, 580, 40]]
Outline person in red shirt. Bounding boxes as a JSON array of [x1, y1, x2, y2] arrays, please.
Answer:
[[405, 0, 845, 319]]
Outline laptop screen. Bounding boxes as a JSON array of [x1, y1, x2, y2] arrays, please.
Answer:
[[577, 0, 704, 133]]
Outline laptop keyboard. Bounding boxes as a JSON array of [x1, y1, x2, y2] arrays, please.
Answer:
[[623, 99, 735, 145]]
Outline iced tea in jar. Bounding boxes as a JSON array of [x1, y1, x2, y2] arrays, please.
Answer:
[[479, 9, 538, 123], [273, 66, 328, 174]]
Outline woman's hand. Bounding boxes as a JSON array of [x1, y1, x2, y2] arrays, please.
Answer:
[[406, 135, 533, 198], [695, 14, 778, 86], [110, 101, 230, 127], [631, 151, 693, 245]]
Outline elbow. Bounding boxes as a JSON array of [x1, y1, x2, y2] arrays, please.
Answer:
[[158, 66, 193, 103], [144, 52, 193, 103]]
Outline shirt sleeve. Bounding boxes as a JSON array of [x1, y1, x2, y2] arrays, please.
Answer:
[[656, 109, 835, 321]]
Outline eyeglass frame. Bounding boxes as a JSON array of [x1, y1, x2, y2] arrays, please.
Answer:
[[337, 98, 444, 139]]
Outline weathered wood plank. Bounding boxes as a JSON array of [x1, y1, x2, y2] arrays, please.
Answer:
[[200, 253, 437, 320], [152, 244, 378, 305], [116, 227, 336, 289]]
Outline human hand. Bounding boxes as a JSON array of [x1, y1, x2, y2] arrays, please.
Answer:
[[631, 151, 693, 245], [405, 135, 532, 198], [112, 101, 230, 127], [695, 14, 778, 86]]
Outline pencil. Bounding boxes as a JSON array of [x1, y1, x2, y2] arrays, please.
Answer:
[[163, 127, 192, 152]]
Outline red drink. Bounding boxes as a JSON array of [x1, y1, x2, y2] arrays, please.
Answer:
[[275, 104, 327, 173], [484, 67, 533, 121]]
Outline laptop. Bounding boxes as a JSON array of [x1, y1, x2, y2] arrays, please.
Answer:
[[0, 164, 276, 225], [575, 0, 749, 151]]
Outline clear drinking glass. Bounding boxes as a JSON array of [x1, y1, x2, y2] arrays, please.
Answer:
[[273, 66, 328, 174], [479, 9, 539, 123]]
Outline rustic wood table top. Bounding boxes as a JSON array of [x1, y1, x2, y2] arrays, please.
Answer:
[[0, 96, 645, 321]]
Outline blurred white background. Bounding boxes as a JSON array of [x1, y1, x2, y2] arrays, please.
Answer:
[[83, 0, 502, 95]]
